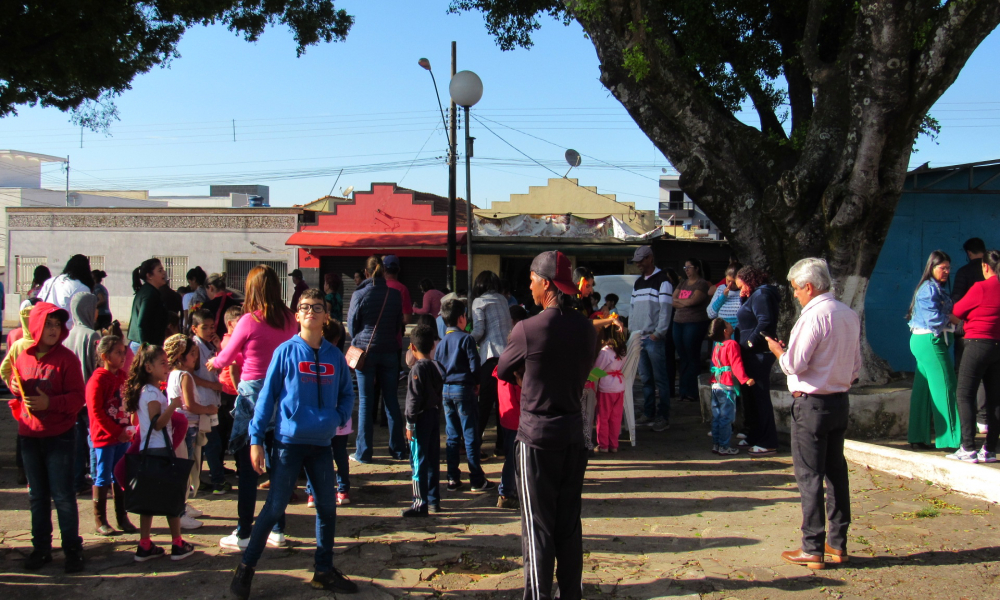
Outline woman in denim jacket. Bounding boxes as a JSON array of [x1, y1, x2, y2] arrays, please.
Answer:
[[906, 250, 962, 450]]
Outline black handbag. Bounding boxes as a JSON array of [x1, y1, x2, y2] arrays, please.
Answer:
[[125, 421, 194, 517]]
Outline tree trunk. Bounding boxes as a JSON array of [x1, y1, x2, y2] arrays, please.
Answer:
[[564, 0, 1000, 385]]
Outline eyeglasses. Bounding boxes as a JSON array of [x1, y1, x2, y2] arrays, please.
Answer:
[[298, 304, 327, 314], [683, 265, 695, 270]]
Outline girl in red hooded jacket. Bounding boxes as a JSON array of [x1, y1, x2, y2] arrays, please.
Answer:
[[8, 302, 87, 573]]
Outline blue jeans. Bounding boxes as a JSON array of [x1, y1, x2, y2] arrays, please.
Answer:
[[442, 383, 485, 486], [235, 441, 285, 539], [92, 442, 128, 488], [409, 410, 440, 511], [20, 429, 83, 553], [711, 386, 738, 449], [306, 434, 351, 496], [354, 351, 407, 462], [242, 441, 338, 572], [638, 336, 672, 422], [674, 320, 710, 398], [498, 425, 518, 498]]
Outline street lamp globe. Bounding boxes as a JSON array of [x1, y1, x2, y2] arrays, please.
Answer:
[[449, 70, 483, 107]]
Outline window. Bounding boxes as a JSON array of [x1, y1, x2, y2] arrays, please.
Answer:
[[87, 256, 105, 271], [154, 256, 189, 288], [224, 260, 289, 302], [15, 256, 47, 294], [668, 190, 686, 209]]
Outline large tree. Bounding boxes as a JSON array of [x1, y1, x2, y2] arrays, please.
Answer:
[[0, 0, 353, 125], [452, 0, 1000, 382]]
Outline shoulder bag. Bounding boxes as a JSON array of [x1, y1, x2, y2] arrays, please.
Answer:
[[345, 289, 389, 370], [124, 418, 194, 516]]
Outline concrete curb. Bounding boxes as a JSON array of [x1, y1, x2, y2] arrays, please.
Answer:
[[844, 440, 1000, 504]]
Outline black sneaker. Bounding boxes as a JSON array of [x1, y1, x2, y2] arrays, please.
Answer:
[[311, 567, 359, 594], [134, 543, 165, 562], [230, 563, 255, 600], [471, 480, 496, 492], [24, 549, 52, 570], [171, 541, 195, 561], [447, 480, 463, 492], [212, 482, 232, 495], [64, 549, 85, 574], [401, 507, 428, 518]]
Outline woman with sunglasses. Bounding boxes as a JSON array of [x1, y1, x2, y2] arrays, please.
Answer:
[[207, 264, 297, 551]]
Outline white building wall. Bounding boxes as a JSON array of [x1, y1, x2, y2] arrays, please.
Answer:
[[6, 210, 299, 324]]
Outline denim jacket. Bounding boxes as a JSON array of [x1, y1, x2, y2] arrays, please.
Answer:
[[228, 378, 265, 454], [908, 279, 953, 336]]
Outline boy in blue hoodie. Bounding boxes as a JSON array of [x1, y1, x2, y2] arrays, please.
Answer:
[[230, 290, 357, 599], [434, 299, 493, 492]]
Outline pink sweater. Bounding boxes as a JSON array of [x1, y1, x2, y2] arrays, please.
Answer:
[[212, 310, 297, 381]]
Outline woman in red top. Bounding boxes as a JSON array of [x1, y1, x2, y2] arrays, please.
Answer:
[[951, 249, 1000, 463]]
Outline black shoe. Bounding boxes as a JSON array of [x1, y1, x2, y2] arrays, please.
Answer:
[[428, 504, 442, 514], [401, 507, 429, 518], [171, 541, 195, 561], [311, 567, 358, 594], [447, 480, 463, 492], [230, 563, 255, 600], [471, 480, 495, 492], [223, 467, 237, 476], [134, 543, 165, 562], [497, 495, 520, 509], [212, 482, 232, 495], [64, 549, 85, 574], [24, 549, 52, 570]]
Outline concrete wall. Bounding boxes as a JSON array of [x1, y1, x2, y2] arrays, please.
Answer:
[[5, 208, 300, 321]]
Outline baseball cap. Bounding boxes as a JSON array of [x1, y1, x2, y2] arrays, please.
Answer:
[[529, 251, 578, 296], [382, 255, 400, 269], [289, 269, 303, 278], [631, 246, 653, 263]]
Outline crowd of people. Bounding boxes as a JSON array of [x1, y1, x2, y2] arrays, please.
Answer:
[[906, 237, 1000, 463], [1, 245, 900, 595]]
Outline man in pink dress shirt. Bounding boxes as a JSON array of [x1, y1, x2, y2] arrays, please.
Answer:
[[765, 258, 861, 571]]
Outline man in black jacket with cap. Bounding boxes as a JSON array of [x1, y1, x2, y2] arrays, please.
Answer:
[[497, 250, 596, 600]]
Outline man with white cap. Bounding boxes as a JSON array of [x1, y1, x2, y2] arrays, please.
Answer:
[[629, 245, 674, 432], [497, 250, 596, 600]]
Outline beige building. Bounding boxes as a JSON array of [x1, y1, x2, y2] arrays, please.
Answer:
[[476, 177, 657, 233]]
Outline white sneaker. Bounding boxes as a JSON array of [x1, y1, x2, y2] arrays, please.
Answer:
[[180, 515, 203, 530], [707, 431, 714, 437], [737, 439, 749, 446], [946, 446, 979, 463], [977, 446, 997, 463], [219, 533, 249, 550], [977, 422, 988, 435], [736, 433, 747, 440], [266, 532, 286, 548], [185, 504, 203, 518]]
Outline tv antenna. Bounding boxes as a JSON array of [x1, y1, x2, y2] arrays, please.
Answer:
[[564, 149, 582, 178]]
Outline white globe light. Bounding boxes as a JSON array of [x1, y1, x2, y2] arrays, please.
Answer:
[[449, 70, 483, 107]]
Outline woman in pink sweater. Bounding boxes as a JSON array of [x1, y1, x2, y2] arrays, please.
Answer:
[[206, 265, 297, 549]]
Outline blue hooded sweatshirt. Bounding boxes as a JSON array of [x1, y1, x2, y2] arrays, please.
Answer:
[[250, 334, 354, 447]]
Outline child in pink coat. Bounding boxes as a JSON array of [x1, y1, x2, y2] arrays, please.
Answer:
[[708, 318, 755, 456]]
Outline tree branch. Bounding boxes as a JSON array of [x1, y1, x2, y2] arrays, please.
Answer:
[[801, 0, 834, 82]]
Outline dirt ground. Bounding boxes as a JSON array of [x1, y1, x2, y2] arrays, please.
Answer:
[[1, 398, 998, 600]]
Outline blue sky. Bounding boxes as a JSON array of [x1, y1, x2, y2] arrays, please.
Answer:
[[2, 1, 998, 213]]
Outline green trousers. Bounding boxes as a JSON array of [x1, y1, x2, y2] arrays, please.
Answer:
[[909, 333, 962, 448]]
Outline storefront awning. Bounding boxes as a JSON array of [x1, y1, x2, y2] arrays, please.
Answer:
[[286, 231, 467, 248]]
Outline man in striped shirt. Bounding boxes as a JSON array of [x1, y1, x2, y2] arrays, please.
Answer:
[[629, 246, 674, 432]]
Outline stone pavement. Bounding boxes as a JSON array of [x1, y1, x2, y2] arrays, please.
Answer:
[[1, 401, 998, 600]]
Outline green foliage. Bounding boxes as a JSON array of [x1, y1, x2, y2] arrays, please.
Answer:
[[448, 0, 568, 51], [917, 113, 942, 144], [623, 47, 652, 82], [0, 0, 354, 122]]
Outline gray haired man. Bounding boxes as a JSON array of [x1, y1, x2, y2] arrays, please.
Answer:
[[765, 258, 861, 570]]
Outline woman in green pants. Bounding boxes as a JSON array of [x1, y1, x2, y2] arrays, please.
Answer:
[[906, 250, 962, 449]]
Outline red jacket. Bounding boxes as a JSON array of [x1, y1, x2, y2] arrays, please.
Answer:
[[87, 367, 129, 447], [709, 339, 751, 387], [953, 276, 1000, 340], [495, 365, 521, 430], [7, 302, 86, 437]]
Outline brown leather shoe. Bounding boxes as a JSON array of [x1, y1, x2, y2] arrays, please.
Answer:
[[824, 544, 848, 564], [781, 549, 825, 569]]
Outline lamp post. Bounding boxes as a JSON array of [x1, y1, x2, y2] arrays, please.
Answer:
[[419, 48, 459, 293], [449, 70, 483, 302]]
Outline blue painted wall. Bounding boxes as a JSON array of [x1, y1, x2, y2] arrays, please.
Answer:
[[866, 163, 1000, 371]]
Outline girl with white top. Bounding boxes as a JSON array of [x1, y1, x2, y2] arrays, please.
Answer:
[[594, 326, 628, 452], [123, 344, 195, 563]]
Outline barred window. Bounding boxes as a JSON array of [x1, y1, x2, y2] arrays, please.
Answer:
[[154, 256, 189, 288], [15, 256, 47, 295]]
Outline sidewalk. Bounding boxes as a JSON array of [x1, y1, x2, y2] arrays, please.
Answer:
[[1, 400, 998, 599]]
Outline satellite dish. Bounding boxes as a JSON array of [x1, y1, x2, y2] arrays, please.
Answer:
[[563, 149, 582, 178], [67, 192, 81, 207], [341, 185, 354, 198], [661, 167, 667, 174]]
